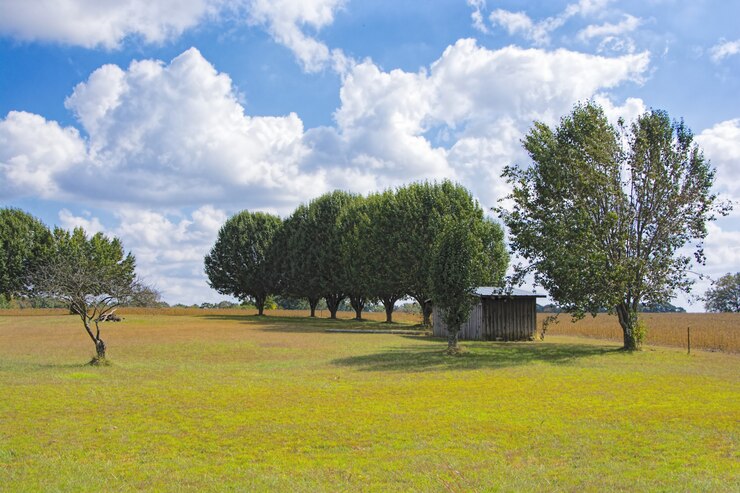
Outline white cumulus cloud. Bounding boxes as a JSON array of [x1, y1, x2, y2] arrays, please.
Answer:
[[0, 0, 224, 49], [2, 42, 653, 303], [0, 0, 348, 74], [0, 111, 87, 199], [58, 48, 319, 210], [697, 119, 740, 196]]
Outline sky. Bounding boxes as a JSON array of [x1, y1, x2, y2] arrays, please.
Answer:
[[1, 0, 738, 309]]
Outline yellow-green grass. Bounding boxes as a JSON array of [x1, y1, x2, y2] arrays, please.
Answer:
[[0, 312, 737, 492], [540, 312, 740, 353]]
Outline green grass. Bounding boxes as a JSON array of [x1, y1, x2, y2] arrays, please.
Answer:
[[0, 313, 738, 491]]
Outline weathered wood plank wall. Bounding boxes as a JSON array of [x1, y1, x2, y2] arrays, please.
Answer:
[[432, 297, 537, 341], [432, 302, 482, 339], [482, 298, 536, 341]]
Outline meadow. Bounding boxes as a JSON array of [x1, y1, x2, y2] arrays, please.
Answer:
[[0, 310, 737, 491]]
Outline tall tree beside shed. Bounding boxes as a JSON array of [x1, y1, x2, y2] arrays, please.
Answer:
[[32, 227, 146, 363], [499, 102, 729, 350], [205, 211, 283, 316], [431, 219, 486, 353], [0, 208, 53, 302], [395, 182, 509, 325]]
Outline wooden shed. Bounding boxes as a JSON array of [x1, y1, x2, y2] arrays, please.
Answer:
[[432, 287, 545, 341]]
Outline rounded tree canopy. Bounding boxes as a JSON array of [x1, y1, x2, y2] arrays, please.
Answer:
[[0, 208, 53, 299]]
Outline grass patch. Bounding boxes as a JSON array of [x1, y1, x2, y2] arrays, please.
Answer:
[[0, 313, 737, 491]]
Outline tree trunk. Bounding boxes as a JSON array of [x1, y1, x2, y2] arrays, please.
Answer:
[[382, 297, 396, 323], [95, 338, 106, 359], [414, 296, 433, 326], [349, 295, 365, 320], [447, 329, 459, 353], [325, 294, 345, 320], [616, 302, 638, 351], [423, 301, 433, 326], [255, 295, 266, 316], [308, 296, 319, 317]]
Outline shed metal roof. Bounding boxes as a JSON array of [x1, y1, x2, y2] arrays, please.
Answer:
[[474, 286, 546, 298]]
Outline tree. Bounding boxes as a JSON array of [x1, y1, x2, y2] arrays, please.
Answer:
[[394, 182, 509, 326], [338, 195, 373, 320], [499, 102, 728, 350], [277, 204, 323, 317], [704, 273, 740, 312], [430, 219, 486, 353], [361, 190, 407, 323], [0, 208, 53, 301], [32, 227, 146, 363], [204, 211, 283, 316], [304, 191, 359, 319]]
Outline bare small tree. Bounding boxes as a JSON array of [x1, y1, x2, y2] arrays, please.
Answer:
[[32, 227, 149, 364]]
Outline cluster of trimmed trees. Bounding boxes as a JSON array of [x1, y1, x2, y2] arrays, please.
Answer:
[[205, 181, 509, 329]]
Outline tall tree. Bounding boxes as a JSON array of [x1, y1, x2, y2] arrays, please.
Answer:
[[304, 191, 358, 319], [32, 227, 145, 363], [430, 218, 486, 353], [395, 181, 508, 325], [704, 273, 740, 312], [499, 102, 728, 350], [362, 190, 407, 323], [338, 195, 373, 320], [0, 208, 53, 301], [277, 205, 322, 317], [205, 211, 282, 316]]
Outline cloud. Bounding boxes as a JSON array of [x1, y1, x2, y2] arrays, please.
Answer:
[[245, 0, 346, 72], [14, 48, 320, 211], [578, 14, 640, 41], [489, 0, 613, 46], [310, 39, 649, 207], [0, 0, 348, 74], [697, 119, 740, 196], [0, 0, 223, 49], [467, 0, 489, 34], [710, 39, 740, 63], [0, 111, 87, 199], [2, 43, 651, 303], [58, 209, 106, 235]]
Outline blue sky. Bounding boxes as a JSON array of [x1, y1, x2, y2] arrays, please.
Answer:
[[1, 0, 738, 308]]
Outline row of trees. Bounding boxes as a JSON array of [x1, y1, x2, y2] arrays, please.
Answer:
[[204, 182, 509, 339], [0, 208, 149, 362]]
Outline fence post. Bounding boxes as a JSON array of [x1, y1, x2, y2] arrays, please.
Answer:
[[687, 326, 691, 355]]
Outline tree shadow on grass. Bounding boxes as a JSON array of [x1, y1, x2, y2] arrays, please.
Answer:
[[202, 314, 424, 333], [0, 361, 95, 372], [331, 340, 620, 372]]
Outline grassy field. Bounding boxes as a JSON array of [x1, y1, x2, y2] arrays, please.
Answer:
[[0, 312, 738, 492]]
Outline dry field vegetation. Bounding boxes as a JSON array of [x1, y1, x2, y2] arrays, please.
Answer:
[[0, 309, 738, 491], [538, 312, 740, 353]]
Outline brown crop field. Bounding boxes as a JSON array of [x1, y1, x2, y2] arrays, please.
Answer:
[[538, 312, 740, 353]]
